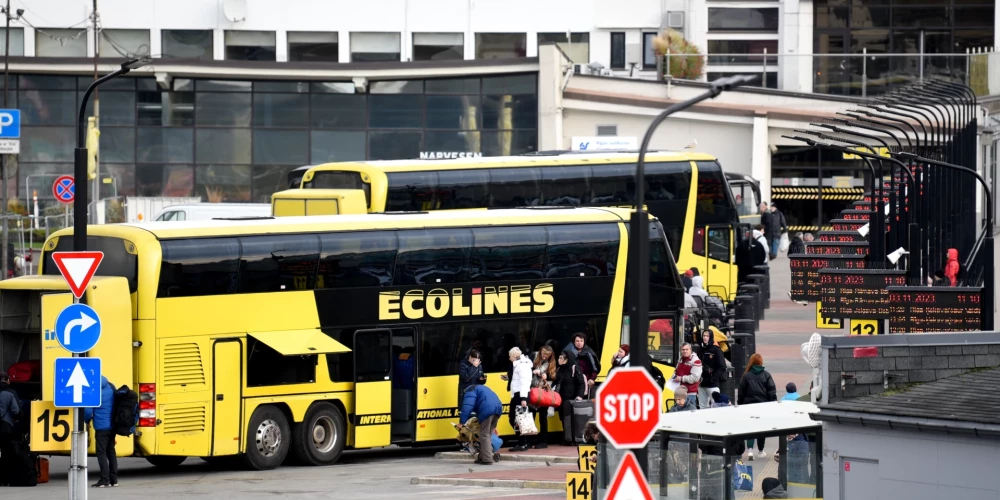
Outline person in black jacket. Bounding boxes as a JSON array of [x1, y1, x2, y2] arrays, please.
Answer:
[[457, 349, 486, 407], [738, 353, 777, 460], [554, 350, 586, 446], [696, 330, 726, 408], [787, 232, 805, 255]]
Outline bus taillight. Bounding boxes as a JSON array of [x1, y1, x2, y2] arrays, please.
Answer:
[[139, 383, 156, 427]]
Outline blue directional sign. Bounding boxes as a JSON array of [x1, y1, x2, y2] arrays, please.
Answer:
[[54, 357, 102, 408], [55, 303, 102, 354], [0, 109, 20, 139]]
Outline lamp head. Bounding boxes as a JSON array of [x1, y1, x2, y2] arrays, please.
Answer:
[[121, 58, 152, 71], [887, 247, 909, 265]]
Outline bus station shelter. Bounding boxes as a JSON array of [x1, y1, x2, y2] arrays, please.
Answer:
[[594, 401, 823, 499]]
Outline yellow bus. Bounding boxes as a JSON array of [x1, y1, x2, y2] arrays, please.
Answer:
[[294, 151, 741, 300], [2, 207, 685, 470]]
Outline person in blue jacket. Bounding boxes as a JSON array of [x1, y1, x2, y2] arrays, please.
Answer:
[[457, 384, 503, 465], [84, 376, 118, 488]]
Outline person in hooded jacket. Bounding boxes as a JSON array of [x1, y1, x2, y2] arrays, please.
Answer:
[[506, 347, 534, 452], [738, 353, 776, 460], [944, 248, 959, 286], [84, 376, 119, 487], [563, 334, 600, 394], [612, 344, 630, 369], [553, 350, 586, 446], [753, 228, 770, 263], [457, 384, 504, 465], [696, 330, 726, 408], [736, 229, 768, 283], [457, 349, 486, 407], [787, 232, 805, 255]]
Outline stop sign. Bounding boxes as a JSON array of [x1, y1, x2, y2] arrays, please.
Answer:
[[595, 367, 661, 449]]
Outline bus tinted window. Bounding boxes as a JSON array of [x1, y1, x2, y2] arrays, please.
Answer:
[[470, 226, 546, 282], [437, 169, 490, 209], [695, 161, 739, 225], [421, 319, 529, 376], [247, 336, 316, 387], [590, 164, 635, 204], [394, 228, 473, 285], [44, 236, 139, 294], [306, 171, 371, 207], [542, 165, 591, 206], [159, 238, 240, 297], [545, 223, 619, 278], [535, 316, 607, 365], [317, 231, 397, 288], [644, 162, 692, 254], [488, 168, 541, 207], [386, 171, 438, 211], [237, 234, 321, 293], [649, 222, 684, 313]]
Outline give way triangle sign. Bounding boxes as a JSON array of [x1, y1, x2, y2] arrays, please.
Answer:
[[606, 451, 654, 500], [51, 251, 104, 299]]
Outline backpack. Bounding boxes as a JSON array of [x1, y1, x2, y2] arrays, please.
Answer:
[[112, 385, 139, 437]]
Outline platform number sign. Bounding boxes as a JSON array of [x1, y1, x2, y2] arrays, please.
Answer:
[[577, 445, 597, 472], [566, 471, 594, 500], [816, 301, 843, 329], [850, 318, 879, 335]]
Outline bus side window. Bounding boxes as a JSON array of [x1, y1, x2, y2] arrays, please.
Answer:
[[589, 164, 633, 204], [541, 165, 591, 206], [317, 231, 398, 288], [386, 171, 438, 211], [237, 234, 321, 292], [158, 238, 240, 297], [469, 226, 546, 282], [247, 336, 316, 387], [394, 228, 472, 285], [488, 167, 541, 207], [545, 224, 618, 278], [437, 169, 489, 209]]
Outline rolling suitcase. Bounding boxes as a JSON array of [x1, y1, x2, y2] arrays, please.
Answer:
[[6, 439, 37, 487], [571, 400, 594, 443]]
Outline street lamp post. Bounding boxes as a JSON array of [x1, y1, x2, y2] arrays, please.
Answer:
[[629, 74, 756, 475]]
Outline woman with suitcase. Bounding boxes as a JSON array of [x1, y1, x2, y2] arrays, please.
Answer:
[[530, 345, 557, 448], [554, 350, 587, 446]]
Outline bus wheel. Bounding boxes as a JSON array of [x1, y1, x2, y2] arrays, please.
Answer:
[[292, 403, 346, 466], [146, 456, 186, 468], [243, 405, 291, 470]]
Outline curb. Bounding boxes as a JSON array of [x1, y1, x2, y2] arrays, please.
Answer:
[[410, 476, 563, 490], [435, 451, 576, 464]]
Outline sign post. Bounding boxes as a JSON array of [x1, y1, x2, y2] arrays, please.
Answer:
[[0, 109, 19, 282], [50, 251, 104, 500], [595, 367, 660, 499]]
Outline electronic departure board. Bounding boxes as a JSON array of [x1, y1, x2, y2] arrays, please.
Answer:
[[788, 255, 868, 302], [840, 209, 874, 221], [829, 219, 867, 232], [860, 195, 890, 204], [886, 286, 983, 333], [805, 242, 869, 255], [818, 269, 907, 319], [852, 201, 879, 210], [817, 231, 866, 243]]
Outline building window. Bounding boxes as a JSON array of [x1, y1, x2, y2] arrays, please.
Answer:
[[475, 33, 526, 59], [707, 40, 779, 65], [0, 28, 24, 56], [537, 32, 590, 64], [610, 32, 626, 69], [99, 29, 150, 58], [708, 8, 780, 31], [641, 32, 659, 69], [412, 33, 463, 61], [288, 31, 339, 62], [35, 28, 87, 57], [224, 30, 277, 61], [350, 32, 401, 62], [161, 30, 214, 60]]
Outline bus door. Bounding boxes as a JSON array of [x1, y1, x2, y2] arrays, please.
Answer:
[[389, 326, 417, 443], [353, 329, 393, 448], [699, 225, 735, 301]]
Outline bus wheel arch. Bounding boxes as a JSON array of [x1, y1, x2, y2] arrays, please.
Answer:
[[146, 455, 187, 469], [243, 404, 292, 470], [292, 401, 346, 466]]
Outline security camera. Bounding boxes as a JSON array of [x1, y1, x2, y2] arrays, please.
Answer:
[[15, 8, 23, 17]]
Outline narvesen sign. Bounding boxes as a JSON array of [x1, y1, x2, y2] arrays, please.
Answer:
[[419, 151, 484, 159]]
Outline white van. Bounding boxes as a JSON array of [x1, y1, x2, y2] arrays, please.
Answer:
[[153, 203, 272, 221]]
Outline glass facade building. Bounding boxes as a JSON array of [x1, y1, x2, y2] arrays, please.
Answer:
[[11, 72, 538, 209]]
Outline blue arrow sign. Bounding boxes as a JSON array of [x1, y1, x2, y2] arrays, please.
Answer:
[[55, 303, 102, 354], [54, 358, 102, 408]]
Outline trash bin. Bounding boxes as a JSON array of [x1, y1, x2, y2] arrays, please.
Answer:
[[752, 265, 770, 300], [739, 284, 762, 331], [750, 274, 769, 311], [730, 331, 754, 386]]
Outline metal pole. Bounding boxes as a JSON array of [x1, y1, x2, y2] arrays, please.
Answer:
[[918, 30, 925, 82], [862, 47, 867, 98], [1, 0, 10, 281], [92, 0, 100, 224]]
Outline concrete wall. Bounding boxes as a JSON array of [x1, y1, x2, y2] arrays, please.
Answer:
[[821, 420, 1000, 500]]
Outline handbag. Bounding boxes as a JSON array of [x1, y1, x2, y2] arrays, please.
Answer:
[[528, 387, 563, 408], [732, 460, 754, 491], [514, 406, 539, 436]]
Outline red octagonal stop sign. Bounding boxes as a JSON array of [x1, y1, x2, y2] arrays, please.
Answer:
[[595, 367, 661, 449]]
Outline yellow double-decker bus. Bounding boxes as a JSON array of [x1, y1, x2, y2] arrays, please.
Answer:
[[292, 151, 741, 300], [1, 207, 684, 470]]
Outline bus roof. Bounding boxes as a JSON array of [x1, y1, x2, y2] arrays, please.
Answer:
[[657, 401, 820, 437], [304, 151, 718, 174], [66, 207, 643, 240]]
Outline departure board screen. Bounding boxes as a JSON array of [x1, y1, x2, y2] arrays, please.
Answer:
[[887, 286, 983, 333], [841, 210, 874, 221], [818, 269, 907, 319], [805, 242, 869, 255], [859, 195, 890, 204], [830, 219, 867, 232], [817, 231, 866, 243], [788, 255, 868, 302]]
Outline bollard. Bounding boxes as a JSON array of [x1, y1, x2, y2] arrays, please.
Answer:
[[718, 364, 737, 403], [739, 284, 762, 331], [734, 294, 755, 327], [752, 265, 770, 299], [746, 274, 766, 319], [730, 331, 754, 390]]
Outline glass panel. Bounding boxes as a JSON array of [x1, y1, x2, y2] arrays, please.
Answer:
[[707, 40, 779, 65], [311, 130, 367, 163], [436, 169, 489, 209], [475, 33, 526, 59], [253, 81, 308, 93], [19, 75, 75, 90], [642, 32, 657, 68], [137, 90, 195, 126], [412, 32, 464, 61], [100, 127, 135, 163], [18, 163, 72, 203], [707, 228, 730, 262], [82, 91, 136, 126], [195, 164, 252, 202], [158, 238, 241, 297], [425, 78, 480, 94], [161, 29, 214, 60], [545, 223, 618, 278], [20, 91, 75, 125], [708, 8, 780, 31], [852, 6, 890, 28], [350, 32, 401, 62], [310, 82, 356, 94], [98, 163, 136, 198], [610, 32, 626, 69], [481, 74, 536, 95], [77, 77, 135, 91], [288, 31, 339, 62], [695, 162, 738, 225], [891, 7, 950, 28], [135, 164, 194, 197], [368, 131, 422, 160], [590, 164, 634, 204], [22, 127, 74, 162], [370, 80, 424, 94], [137, 127, 194, 163], [99, 29, 151, 57], [311, 94, 367, 128], [369, 95, 424, 128], [488, 167, 540, 207], [35, 28, 87, 56], [815, 7, 848, 28], [385, 171, 438, 211], [317, 231, 397, 288], [237, 234, 321, 293], [195, 129, 252, 164], [0, 28, 24, 56], [482, 94, 537, 129], [536, 32, 590, 63], [252, 93, 309, 128], [954, 6, 994, 28], [424, 131, 481, 155], [426, 95, 479, 129], [195, 92, 252, 127], [394, 228, 473, 285], [195, 80, 252, 92], [252, 129, 309, 165], [224, 30, 277, 61], [251, 165, 296, 203], [481, 130, 537, 156], [541, 165, 591, 205], [470, 225, 546, 282]]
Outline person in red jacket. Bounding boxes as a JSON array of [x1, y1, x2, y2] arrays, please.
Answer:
[[671, 342, 702, 408], [944, 248, 959, 286]]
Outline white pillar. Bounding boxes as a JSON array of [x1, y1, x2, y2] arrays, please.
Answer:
[[537, 45, 566, 151], [751, 114, 772, 204]]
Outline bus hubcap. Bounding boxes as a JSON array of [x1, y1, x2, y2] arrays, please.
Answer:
[[256, 419, 282, 457], [312, 416, 337, 453]]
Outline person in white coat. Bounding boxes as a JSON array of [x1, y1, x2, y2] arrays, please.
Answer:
[[506, 347, 534, 452]]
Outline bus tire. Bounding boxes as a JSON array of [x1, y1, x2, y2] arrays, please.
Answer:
[[146, 456, 187, 468], [243, 405, 291, 470], [292, 403, 346, 466]]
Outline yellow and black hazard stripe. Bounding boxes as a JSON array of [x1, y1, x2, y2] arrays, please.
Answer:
[[771, 186, 865, 201], [787, 225, 833, 232]]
